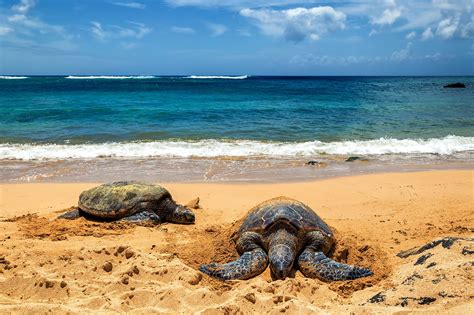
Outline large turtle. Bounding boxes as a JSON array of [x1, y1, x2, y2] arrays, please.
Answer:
[[58, 181, 195, 225], [200, 197, 372, 281]]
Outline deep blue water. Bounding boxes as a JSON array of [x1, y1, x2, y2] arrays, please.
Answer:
[[0, 76, 473, 145]]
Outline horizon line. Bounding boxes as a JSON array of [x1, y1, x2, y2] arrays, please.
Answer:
[[1, 74, 473, 77]]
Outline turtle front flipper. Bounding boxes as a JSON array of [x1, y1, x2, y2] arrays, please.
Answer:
[[121, 211, 161, 225], [58, 208, 82, 220], [200, 247, 268, 280], [298, 248, 373, 281]]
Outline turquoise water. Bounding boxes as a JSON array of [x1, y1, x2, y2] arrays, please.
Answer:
[[0, 75, 473, 159]]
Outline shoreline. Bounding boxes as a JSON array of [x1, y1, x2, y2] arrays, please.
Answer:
[[1, 170, 472, 313], [1, 156, 472, 183]]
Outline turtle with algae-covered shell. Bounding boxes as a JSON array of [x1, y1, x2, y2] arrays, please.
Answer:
[[58, 181, 195, 225], [200, 197, 372, 281]]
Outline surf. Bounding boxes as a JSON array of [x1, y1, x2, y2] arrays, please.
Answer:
[[185, 75, 248, 80], [1, 136, 473, 160], [65, 75, 155, 79]]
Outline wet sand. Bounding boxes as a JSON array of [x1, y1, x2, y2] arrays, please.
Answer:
[[1, 155, 472, 183], [0, 170, 473, 313]]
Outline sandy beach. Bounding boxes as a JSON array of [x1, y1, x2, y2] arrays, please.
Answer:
[[0, 170, 472, 313]]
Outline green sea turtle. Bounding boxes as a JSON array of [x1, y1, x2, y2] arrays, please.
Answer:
[[58, 181, 195, 225], [200, 197, 372, 281]]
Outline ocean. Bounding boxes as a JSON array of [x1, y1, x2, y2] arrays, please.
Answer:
[[1, 75, 473, 182]]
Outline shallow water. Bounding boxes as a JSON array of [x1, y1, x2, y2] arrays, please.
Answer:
[[1, 76, 473, 182]]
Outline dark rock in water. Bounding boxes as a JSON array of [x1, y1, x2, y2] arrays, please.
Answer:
[[368, 292, 386, 303], [306, 160, 328, 167], [345, 156, 361, 162], [414, 253, 433, 265], [443, 82, 465, 88]]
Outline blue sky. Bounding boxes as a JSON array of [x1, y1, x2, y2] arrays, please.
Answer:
[[0, 0, 473, 75]]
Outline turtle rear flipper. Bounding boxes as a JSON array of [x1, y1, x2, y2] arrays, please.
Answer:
[[200, 248, 268, 280], [298, 249, 373, 281]]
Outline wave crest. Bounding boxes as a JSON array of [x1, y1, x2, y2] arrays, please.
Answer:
[[186, 75, 248, 80], [65, 75, 155, 79], [1, 136, 473, 160], [0, 76, 29, 79]]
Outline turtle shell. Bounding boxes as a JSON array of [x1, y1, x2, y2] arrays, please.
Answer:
[[236, 197, 332, 238], [78, 181, 170, 219]]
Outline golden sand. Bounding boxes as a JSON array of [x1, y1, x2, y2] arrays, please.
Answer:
[[0, 170, 473, 313]]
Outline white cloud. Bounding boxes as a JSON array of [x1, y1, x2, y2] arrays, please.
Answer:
[[290, 53, 375, 66], [117, 22, 150, 38], [8, 14, 27, 23], [91, 21, 151, 40], [461, 16, 474, 38], [8, 14, 68, 38], [405, 31, 416, 39], [91, 22, 106, 40], [424, 52, 441, 60], [207, 23, 227, 37], [12, 0, 35, 14], [436, 17, 459, 39], [112, 2, 146, 9], [166, 1, 337, 8], [6, 0, 69, 39], [369, 29, 378, 36], [421, 27, 434, 40], [121, 42, 137, 49], [171, 26, 195, 34], [238, 29, 251, 37], [165, 0, 474, 41], [0, 26, 13, 36], [2, 0, 78, 54], [390, 42, 412, 61], [240, 6, 346, 42], [372, 8, 402, 25]]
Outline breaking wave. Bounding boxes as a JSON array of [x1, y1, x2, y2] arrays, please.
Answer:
[[185, 75, 248, 80], [65, 75, 155, 79], [1, 136, 473, 160], [0, 76, 29, 79]]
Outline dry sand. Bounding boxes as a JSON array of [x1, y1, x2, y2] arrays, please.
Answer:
[[0, 170, 473, 314]]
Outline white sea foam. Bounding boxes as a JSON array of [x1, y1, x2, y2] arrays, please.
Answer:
[[186, 75, 248, 80], [1, 136, 473, 160], [0, 76, 29, 79], [65, 75, 155, 79]]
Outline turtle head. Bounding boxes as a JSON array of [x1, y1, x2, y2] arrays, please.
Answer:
[[268, 228, 298, 280], [168, 204, 195, 224], [159, 197, 195, 224]]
